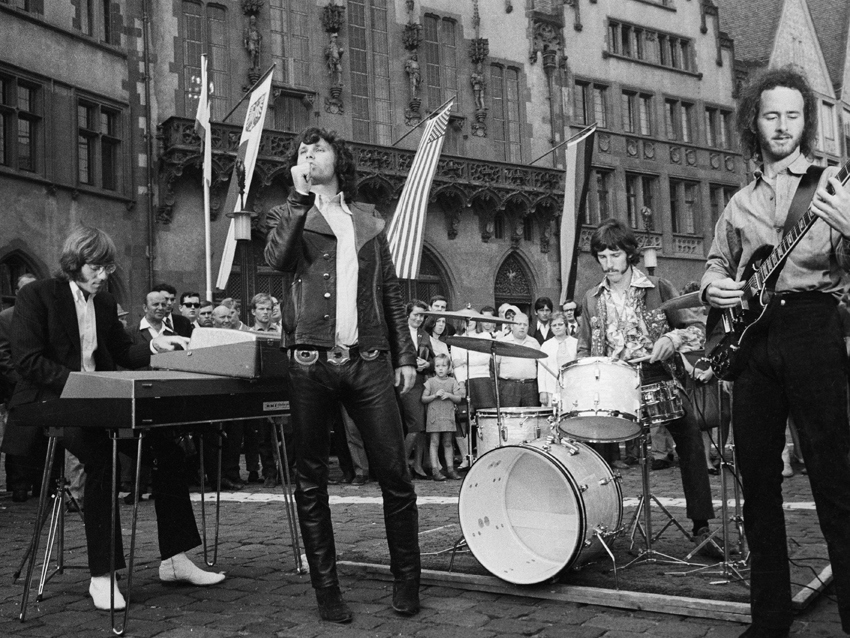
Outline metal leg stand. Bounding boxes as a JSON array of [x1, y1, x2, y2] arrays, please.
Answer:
[[270, 419, 305, 573], [623, 429, 700, 569], [197, 425, 223, 567]]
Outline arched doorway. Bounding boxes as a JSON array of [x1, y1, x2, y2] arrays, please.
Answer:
[[223, 234, 291, 323], [494, 252, 533, 319], [398, 249, 448, 306]]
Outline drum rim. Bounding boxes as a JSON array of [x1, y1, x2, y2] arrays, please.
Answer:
[[559, 409, 640, 423], [475, 407, 554, 417], [457, 442, 589, 582], [560, 356, 640, 374]]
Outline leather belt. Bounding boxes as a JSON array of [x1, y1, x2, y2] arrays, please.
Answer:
[[499, 378, 536, 384]]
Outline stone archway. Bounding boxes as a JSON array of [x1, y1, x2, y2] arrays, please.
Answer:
[[0, 250, 44, 308], [494, 252, 534, 319]]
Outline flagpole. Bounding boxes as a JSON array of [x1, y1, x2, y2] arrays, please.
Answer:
[[221, 64, 276, 124], [528, 123, 598, 166], [391, 94, 457, 147]]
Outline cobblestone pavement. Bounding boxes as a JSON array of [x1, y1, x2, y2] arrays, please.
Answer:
[[0, 455, 846, 637]]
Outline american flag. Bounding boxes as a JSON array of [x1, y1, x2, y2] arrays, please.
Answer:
[[193, 54, 212, 188], [387, 101, 454, 280], [559, 124, 597, 304]]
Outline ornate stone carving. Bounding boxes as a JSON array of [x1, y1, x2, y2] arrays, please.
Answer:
[[643, 141, 655, 160], [725, 155, 736, 171], [244, 14, 262, 85], [469, 38, 489, 138], [670, 146, 682, 164], [564, 0, 582, 32], [674, 236, 704, 256], [626, 138, 638, 157], [495, 253, 532, 297], [579, 228, 594, 252], [598, 133, 610, 153], [710, 153, 720, 169], [322, 3, 345, 114], [530, 18, 564, 66], [685, 148, 697, 166]]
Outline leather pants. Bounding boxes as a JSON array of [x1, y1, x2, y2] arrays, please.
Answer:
[[287, 348, 421, 589]]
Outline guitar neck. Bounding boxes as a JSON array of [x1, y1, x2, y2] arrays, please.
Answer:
[[744, 160, 850, 296]]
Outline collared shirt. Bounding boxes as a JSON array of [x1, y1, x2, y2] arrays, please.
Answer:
[[69, 281, 97, 372], [702, 152, 850, 299], [316, 191, 358, 346], [139, 316, 174, 340], [536, 321, 550, 340], [163, 314, 174, 331], [450, 332, 493, 382], [496, 335, 540, 380], [594, 268, 703, 362], [251, 322, 281, 333]]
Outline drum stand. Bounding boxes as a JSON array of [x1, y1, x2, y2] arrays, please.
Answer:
[[623, 425, 700, 569]]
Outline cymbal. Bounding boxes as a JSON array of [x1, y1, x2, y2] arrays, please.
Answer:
[[420, 309, 516, 324], [658, 291, 704, 312], [445, 335, 546, 359]]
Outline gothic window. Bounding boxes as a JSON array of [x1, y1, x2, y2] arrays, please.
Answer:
[[397, 249, 448, 306], [0, 73, 41, 173], [626, 173, 658, 230], [491, 64, 521, 162], [422, 14, 459, 112], [670, 178, 700, 235], [77, 99, 122, 191], [575, 80, 608, 129], [270, 0, 310, 87], [621, 90, 652, 136], [348, 0, 393, 145], [182, 2, 231, 121], [665, 99, 694, 143], [494, 253, 532, 311]]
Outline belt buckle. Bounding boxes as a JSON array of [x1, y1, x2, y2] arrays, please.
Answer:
[[328, 345, 350, 366]]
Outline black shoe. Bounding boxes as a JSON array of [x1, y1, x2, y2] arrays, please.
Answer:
[[247, 471, 261, 483], [351, 475, 369, 486], [707, 467, 720, 475], [263, 475, 277, 488], [693, 527, 727, 560], [739, 625, 790, 637], [651, 459, 672, 471], [219, 477, 244, 490], [624, 455, 639, 466], [392, 578, 420, 616], [12, 489, 28, 503], [315, 586, 353, 624]]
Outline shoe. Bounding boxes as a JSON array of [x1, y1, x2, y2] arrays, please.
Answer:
[[351, 475, 369, 485], [624, 455, 639, 466], [738, 625, 790, 637], [247, 471, 261, 483], [263, 475, 277, 488], [412, 469, 429, 480], [456, 462, 471, 471], [392, 578, 420, 616], [651, 459, 672, 471], [611, 460, 629, 470], [693, 527, 726, 560], [219, 477, 244, 490], [159, 552, 225, 586], [445, 469, 462, 480], [66, 500, 81, 513], [707, 467, 720, 476], [123, 492, 146, 505], [315, 585, 353, 623], [11, 489, 28, 503], [89, 575, 126, 610], [431, 470, 446, 482]]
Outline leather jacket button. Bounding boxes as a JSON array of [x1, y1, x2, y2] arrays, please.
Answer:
[[323, 253, 330, 260], [324, 292, 331, 299], [323, 273, 330, 279], [323, 314, 330, 320]]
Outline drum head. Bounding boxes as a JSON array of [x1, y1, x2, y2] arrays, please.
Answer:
[[458, 445, 584, 585], [557, 415, 642, 443]]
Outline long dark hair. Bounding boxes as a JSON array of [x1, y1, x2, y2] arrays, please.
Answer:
[[736, 65, 818, 163], [56, 226, 116, 282], [589, 218, 641, 266], [286, 127, 358, 201]]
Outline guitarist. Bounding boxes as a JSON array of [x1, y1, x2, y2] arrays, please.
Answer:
[[702, 66, 850, 638]]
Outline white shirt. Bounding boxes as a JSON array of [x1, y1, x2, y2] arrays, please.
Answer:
[[536, 321, 550, 340], [69, 281, 97, 372], [140, 316, 174, 340], [496, 335, 540, 380], [451, 332, 493, 382], [538, 336, 578, 401], [316, 192, 358, 346]]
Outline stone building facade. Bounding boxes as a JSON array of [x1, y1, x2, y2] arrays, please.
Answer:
[[3, 0, 810, 323]]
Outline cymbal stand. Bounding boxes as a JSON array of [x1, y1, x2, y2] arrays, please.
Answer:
[[270, 418, 305, 573], [623, 425, 700, 569]]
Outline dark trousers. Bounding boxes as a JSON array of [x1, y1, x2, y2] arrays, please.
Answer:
[[498, 378, 540, 407], [661, 413, 714, 522], [287, 349, 420, 589], [734, 294, 850, 632], [202, 422, 244, 483], [62, 427, 202, 575]]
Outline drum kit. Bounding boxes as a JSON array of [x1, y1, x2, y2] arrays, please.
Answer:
[[429, 306, 743, 586]]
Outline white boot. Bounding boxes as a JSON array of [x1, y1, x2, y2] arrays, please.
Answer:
[[159, 552, 225, 586], [89, 575, 126, 610], [781, 444, 794, 478]]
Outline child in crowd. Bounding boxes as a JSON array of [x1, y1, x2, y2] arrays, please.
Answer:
[[421, 354, 465, 481]]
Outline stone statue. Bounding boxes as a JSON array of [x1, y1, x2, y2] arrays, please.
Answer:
[[325, 33, 344, 86], [471, 67, 486, 111], [244, 15, 261, 70], [405, 53, 421, 97]]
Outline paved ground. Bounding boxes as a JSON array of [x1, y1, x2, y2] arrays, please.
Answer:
[[0, 453, 846, 637]]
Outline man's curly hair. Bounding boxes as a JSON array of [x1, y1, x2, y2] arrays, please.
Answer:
[[736, 65, 818, 163], [286, 127, 358, 201]]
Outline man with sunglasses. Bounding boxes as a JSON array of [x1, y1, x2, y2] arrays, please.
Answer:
[[179, 292, 202, 323]]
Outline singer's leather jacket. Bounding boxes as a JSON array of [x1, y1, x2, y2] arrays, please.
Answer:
[[264, 188, 416, 369]]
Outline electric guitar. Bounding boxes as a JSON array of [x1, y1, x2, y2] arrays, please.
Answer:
[[706, 159, 850, 381]]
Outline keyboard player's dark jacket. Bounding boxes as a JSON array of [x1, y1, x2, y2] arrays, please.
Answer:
[[1, 277, 151, 456]]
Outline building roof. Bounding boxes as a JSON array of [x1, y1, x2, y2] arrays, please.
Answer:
[[806, 0, 850, 89], [716, 0, 785, 66]]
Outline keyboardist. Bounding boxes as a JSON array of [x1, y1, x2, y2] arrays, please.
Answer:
[[7, 226, 225, 612]]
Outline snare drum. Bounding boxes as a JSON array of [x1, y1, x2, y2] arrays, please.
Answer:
[[459, 437, 623, 584], [641, 379, 684, 424], [476, 407, 553, 456], [557, 357, 642, 442]]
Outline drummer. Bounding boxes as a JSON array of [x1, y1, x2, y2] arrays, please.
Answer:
[[537, 312, 577, 408], [575, 218, 722, 559]]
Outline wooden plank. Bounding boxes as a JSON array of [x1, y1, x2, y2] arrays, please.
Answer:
[[792, 564, 832, 611], [339, 561, 752, 623]]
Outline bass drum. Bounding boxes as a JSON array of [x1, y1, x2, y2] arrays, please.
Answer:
[[458, 438, 622, 585]]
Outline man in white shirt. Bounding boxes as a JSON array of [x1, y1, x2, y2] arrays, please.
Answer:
[[495, 313, 541, 407], [131, 291, 174, 344]]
